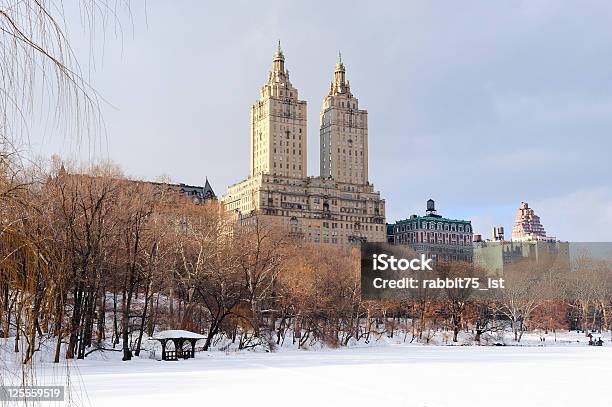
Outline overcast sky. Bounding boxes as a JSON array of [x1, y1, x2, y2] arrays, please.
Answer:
[[28, 0, 612, 240]]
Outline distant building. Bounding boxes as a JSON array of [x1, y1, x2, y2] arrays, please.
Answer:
[[473, 240, 570, 276], [473, 201, 567, 275], [388, 199, 473, 262], [56, 166, 216, 205], [511, 201, 555, 242], [221, 44, 386, 245], [491, 226, 505, 241], [150, 178, 216, 204]]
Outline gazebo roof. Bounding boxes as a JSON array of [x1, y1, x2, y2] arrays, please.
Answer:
[[151, 330, 206, 340]]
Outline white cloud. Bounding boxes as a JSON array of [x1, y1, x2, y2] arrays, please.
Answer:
[[479, 148, 564, 171], [532, 187, 612, 241]]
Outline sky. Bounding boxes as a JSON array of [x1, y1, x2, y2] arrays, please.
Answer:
[[27, 0, 612, 240]]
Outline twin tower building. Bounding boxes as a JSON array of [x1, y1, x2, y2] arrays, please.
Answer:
[[222, 43, 386, 245]]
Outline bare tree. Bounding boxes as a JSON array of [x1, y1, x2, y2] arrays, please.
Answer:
[[496, 259, 552, 342], [436, 261, 483, 342], [567, 257, 612, 334], [235, 217, 289, 339], [173, 201, 245, 350]]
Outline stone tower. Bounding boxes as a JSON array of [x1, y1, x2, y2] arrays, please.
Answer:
[[250, 42, 307, 178], [320, 52, 369, 185], [223, 46, 386, 245]]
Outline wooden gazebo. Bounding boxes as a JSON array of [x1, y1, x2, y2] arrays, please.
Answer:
[[150, 330, 206, 361]]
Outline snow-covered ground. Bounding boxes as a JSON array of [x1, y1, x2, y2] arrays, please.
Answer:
[[2, 335, 611, 407]]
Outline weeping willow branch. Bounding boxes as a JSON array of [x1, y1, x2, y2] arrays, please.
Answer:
[[0, 0, 131, 151]]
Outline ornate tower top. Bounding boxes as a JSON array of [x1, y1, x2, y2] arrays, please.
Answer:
[[263, 40, 296, 94], [330, 51, 351, 96], [272, 40, 285, 74]]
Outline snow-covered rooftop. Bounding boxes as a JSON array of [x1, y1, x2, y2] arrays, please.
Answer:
[[151, 330, 207, 340]]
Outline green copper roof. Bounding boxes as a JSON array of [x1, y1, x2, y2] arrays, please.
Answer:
[[393, 215, 471, 225]]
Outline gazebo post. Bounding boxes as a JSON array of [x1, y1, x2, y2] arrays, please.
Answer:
[[189, 339, 196, 359], [160, 339, 167, 361], [172, 339, 180, 359]]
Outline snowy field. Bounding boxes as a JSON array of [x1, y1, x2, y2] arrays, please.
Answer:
[[2, 342, 611, 407]]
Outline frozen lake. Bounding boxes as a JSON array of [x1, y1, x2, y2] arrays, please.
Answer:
[[12, 344, 610, 407]]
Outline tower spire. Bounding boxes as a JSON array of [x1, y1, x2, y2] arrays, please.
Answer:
[[272, 40, 285, 74], [332, 51, 347, 94]]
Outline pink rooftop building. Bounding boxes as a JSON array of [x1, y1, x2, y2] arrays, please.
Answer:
[[511, 202, 555, 242]]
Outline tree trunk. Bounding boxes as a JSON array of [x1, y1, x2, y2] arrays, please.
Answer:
[[96, 288, 106, 342], [53, 289, 65, 363], [135, 277, 152, 357], [121, 285, 134, 361]]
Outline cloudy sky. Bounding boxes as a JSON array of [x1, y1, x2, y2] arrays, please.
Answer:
[[29, 0, 612, 240]]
